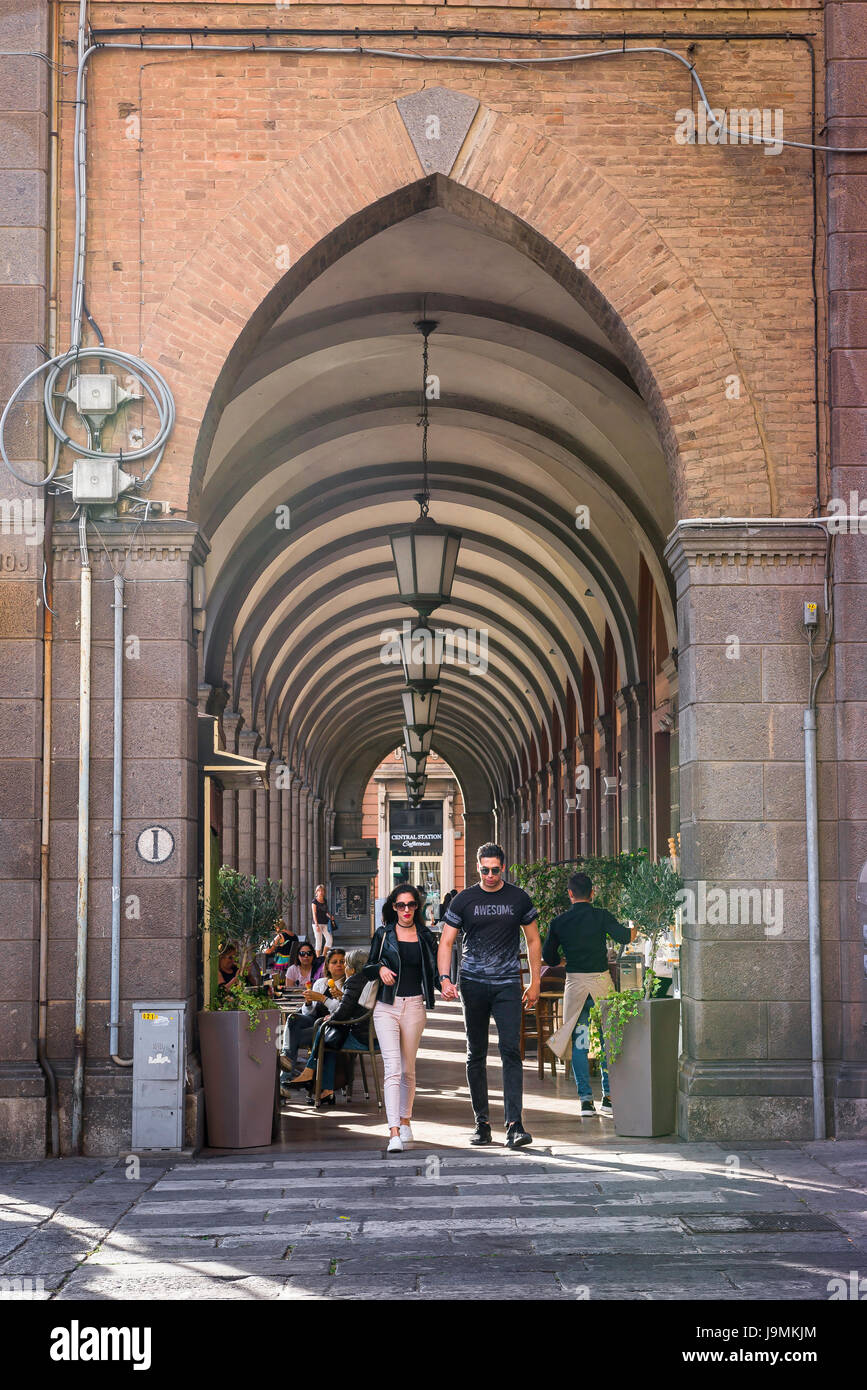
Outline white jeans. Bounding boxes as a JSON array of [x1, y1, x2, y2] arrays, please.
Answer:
[[373, 995, 427, 1128], [312, 923, 333, 955]]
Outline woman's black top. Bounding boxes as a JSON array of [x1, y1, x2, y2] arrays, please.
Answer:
[[396, 939, 423, 997], [312, 899, 331, 924]]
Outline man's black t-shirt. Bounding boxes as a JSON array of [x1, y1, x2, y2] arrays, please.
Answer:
[[542, 901, 631, 974], [444, 881, 537, 984]]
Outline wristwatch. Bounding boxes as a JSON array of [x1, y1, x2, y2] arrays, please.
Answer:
[[438, 973, 451, 983]]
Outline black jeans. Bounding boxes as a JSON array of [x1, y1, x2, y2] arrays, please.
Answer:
[[460, 977, 524, 1127]]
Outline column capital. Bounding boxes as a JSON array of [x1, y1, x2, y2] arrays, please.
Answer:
[[237, 728, 261, 757], [664, 522, 826, 590], [51, 517, 210, 571]]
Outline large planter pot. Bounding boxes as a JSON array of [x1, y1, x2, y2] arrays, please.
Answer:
[[604, 997, 680, 1138], [198, 1009, 280, 1149]]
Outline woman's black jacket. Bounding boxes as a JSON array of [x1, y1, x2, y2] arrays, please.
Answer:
[[362, 924, 439, 1008], [323, 970, 371, 1046]]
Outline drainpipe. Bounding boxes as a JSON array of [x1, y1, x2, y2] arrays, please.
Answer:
[[110, 570, 132, 1066], [803, 705, 825, 1139], [71, 510, 91, 1153]]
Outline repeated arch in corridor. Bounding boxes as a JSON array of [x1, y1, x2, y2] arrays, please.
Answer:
[[189, 171, 685, 919]]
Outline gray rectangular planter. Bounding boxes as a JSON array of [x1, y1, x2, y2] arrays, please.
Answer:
[[198, 1009, 280, 1149], [605, 997, 680, 1137]]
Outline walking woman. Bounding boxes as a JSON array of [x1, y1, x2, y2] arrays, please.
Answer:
[[311, 884, 336, 956], [368, 882, 440, 1154]]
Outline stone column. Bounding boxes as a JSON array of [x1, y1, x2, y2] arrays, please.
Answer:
[[442, 783, 455, 892], [290, 774, 302, 934], [255, 745, 272, 881], [300, 786, 311, 922], [48, 520, 206, 1154], [825, 0, 867, 1134], [616, 683, 651, 851], [312, 797, 322, 894], [220, 711, 243, 870], [268, 753, 282, 885], [236, 730, 260, 877], [0, 5, 53, 1155], [279, 760, 293, 924], [666, 524, 838, 1141], [377, 782, 388, 897], [594, 715, 614, 854]]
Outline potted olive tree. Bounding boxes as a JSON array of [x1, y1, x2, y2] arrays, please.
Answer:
[[198, 867, 284, 1148], [592, 856, 683, 1137]]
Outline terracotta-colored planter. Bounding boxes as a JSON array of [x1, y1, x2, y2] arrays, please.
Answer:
[[198, 1009, 280, 1149]]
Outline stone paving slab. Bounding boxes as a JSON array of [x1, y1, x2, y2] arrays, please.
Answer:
[[1, 1140, 865, 1300]]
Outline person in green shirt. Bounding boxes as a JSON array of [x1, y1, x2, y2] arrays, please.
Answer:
[[543, 872, 634, 1117]]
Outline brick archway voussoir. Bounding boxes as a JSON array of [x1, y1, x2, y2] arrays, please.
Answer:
[[142, 99, 770, 519]]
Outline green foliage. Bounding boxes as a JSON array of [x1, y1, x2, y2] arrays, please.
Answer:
[[206, 866, 286, 985], [590, 988, 642, 1066], [620, 855, 683, 999], [510, 850, 648, 939], [215, 979, 276, 1032]]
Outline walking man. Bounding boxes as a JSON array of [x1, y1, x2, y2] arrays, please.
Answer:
[[437, 843, 540, 1148], [543, 871, 634, 1117]]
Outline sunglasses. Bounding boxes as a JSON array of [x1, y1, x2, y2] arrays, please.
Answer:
[[396, 901, 416, 912], [479, 867, 501, 876], [298, 950, 314, 957]]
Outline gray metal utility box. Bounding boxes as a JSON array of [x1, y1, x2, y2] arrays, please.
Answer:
[[131, 1000, 187, 1150]]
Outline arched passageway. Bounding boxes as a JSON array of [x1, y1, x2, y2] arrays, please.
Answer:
[[194, 179, 679, 935]]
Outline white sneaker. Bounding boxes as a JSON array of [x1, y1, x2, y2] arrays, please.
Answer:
[[387, 1135, 404, 1154], [399, 1123, 413, 1143]]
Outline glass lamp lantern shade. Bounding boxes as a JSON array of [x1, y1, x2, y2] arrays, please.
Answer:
[[398, 620, 441, 689], [406, 777, 428, 803], [400, 686, 440, 728], [390, 519, 462, 617], [403, 723, 434, 757], [402, 747, 428, 780]]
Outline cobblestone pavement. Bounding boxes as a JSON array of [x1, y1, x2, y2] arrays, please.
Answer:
[[1, 1138, 866, 1300], [2, 1003, 866, 1300]]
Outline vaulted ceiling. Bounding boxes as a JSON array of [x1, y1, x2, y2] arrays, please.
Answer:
[[199, 197, 676, 818]]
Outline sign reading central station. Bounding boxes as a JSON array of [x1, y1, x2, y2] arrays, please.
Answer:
[[389, 799, 443, 856]]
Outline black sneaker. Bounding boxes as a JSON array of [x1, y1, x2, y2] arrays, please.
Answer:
[[599, 1094, 613, 1115], [506, 1122, 532, 1149], [579, 1099, 596, 1118], [469, 1121, 492, 1146]]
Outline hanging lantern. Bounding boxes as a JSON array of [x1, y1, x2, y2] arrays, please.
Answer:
[[402, 747, 428, 780], [400, 684, 439, 728], [403, 723, 434, 757], [398, 619, 442, 689], [390, 518, 462, 618]]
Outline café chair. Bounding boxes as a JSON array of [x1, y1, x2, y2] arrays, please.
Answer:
[[311, 1013, 383, 1110]]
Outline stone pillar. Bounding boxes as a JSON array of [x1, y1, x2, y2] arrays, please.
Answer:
[[595, 715, 614, 854], [47, 520, 205, 1154], [464, 810, 494, 864], [279, 760, 293, 923], [299, 785, 310, 923], [616, 683, 651, 851], [255, 746, 272, 882], [312, 797, 322, 894], [825, 0, 867, 1135], [290, 774, 302, 933], [666, 524, 838, 1141], [220, 711, 243, 870], [268, 753, 282, 885], [377, 782, 388, 897], [236, 730, 260, 877], [442, 783, 455, 892], [0, 4, 51, 1156]]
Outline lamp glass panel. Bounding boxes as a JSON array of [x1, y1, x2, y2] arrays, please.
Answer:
[[399, 621, 441, 686], [403, 724, 434, 756], [390, 533, 416, 600], [400, 686, 439, 727], [413, 532, 447, 596]]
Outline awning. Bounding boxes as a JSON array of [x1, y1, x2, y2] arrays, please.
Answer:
[[198, 715, 268, 790]]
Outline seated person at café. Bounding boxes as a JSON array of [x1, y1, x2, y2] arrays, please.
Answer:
[[265, 921, 301, 977], [285, 948, 375, 1104], [283, 943, 322, 989], [279, 947, 345, 1076]]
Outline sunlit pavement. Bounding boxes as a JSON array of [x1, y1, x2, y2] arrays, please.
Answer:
[[1, 1004, 865, 1300]]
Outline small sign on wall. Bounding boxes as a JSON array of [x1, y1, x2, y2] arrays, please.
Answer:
[[136, 825, 175, 864]]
